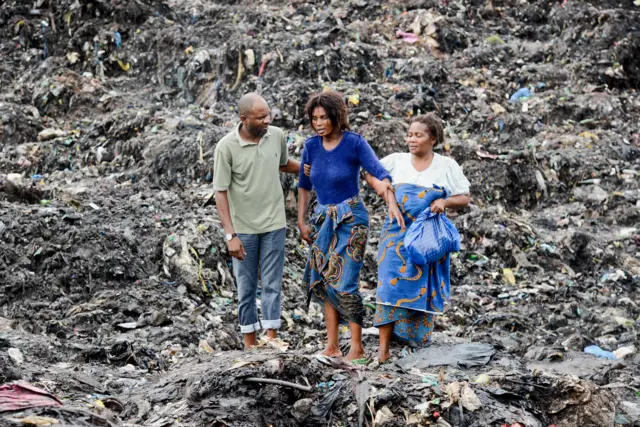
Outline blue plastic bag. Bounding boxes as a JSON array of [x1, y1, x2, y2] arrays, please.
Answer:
[[404, 208, 461, 265], [509, 88, 531, 103], [584, 345, 618, 360]]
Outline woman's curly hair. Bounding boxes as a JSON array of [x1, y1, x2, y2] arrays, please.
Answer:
[[411, 113, 444, 146], [305, 91, 350, 132]]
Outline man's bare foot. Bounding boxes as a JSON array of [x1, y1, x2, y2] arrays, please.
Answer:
[[265, 329, 277, 340], [320, 344, 342, 358], [243, 332, 257, 350], [344, 347, 366, 362]]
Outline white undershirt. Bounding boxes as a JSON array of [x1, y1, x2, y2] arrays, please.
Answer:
[[380, 152, 470, 196]]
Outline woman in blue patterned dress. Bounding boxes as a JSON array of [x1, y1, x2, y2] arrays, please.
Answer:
[[366, 113, 471, 363], [298, 92, 404, 362]]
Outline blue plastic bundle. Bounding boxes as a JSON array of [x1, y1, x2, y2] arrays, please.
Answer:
[[114, 32, 122, 48], [404, 208, 461, 265], [509, 88, 531, 103]]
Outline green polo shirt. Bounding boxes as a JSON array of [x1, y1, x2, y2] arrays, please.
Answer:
[[213, 124, 289, 234]]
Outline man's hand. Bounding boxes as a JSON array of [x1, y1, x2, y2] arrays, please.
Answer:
[[430, 199, 447, 214], [299, 223, 313, 243], [227, 237, 246, 260], [304, 163, 311, 177]]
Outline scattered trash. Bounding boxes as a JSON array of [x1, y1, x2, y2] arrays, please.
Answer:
[[0, 1, 638, 426], [584, 345, 618, 360], [396, 30, 419, 44], [443, 382, 482, 412], [613, 346, 636, 360], [309, 381, 345, 423], [619, 401, 640, 423], [502, 268, 517, 285], [4, 415, 60, 426], [510, 88, 532, 103], [474, 374, 491, 385], [37, 128, 66, 141], [374, 406, 394, 425], [422, 374, 439, 387], [397, 343, 496, 369], [7, 348, 24, 366], [113, 31, 122, 48], [0, 383, 63, 412], [487, 35, 506, 44]]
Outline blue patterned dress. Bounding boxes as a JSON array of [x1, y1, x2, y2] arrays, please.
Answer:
[[304, 196, 369, 325], [374, 184, 451, 346]]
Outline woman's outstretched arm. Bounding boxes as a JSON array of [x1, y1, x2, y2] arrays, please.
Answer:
[[364, 173, 405, 229], [297, 188, 313, 243]]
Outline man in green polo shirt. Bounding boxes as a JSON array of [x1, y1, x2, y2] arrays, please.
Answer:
[[214, 93, 300, 349]]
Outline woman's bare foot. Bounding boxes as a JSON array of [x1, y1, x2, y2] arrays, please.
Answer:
[[377, 350, 391, 363], [320, 344, 342, 358], [344, 346, 366, 362]]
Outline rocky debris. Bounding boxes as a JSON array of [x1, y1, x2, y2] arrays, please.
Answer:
[[0, 0, 639, 426]]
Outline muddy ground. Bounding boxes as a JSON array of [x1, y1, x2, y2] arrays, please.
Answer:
[[0, 0, 639, 426]]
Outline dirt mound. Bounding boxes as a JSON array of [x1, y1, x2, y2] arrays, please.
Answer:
[[0, 0, 638, 426]]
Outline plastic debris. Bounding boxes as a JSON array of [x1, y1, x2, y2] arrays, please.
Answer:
[[0, 383, 63, 412], [398, 343, 496, 369], [510, 88, 532, 103], [474, 374, 491, 385], [8, 348, 24, 365], [443, 382, 482, 412], [502, 268, 516, 285], [5, 415, 60, 426], [396, 30, 419, 43], [613, 346, 636, 360], [0, 2, 638, 427], [584, 345, 618, 360], [113, 31, 122, 48], [487, 35, 506, 44], [374, 406, 394, 425]]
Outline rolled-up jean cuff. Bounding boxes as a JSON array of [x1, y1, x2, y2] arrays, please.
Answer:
[[240, 321, 262, 334], [262, 319, 281, 330]]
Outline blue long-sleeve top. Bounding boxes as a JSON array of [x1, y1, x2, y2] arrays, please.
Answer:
[[298, 131, 392, 205]]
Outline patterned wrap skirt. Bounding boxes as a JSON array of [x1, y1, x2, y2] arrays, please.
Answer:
[[374, 184, 451, 347], [303, 196, 369, 325]]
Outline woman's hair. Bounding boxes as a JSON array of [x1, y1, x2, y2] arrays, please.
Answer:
[[305, 92, 350, 131], [411, 113, 444, 146]]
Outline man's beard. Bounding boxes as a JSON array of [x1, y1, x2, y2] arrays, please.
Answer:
[[249, 124, 268, 137]]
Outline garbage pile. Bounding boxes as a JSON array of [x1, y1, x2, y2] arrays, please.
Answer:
[[0, 0, 638, 426]]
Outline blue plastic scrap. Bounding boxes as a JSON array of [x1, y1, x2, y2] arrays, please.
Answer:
[[584, 345, 618, 360], [114, 32, 122, 48], [509, 88, 532, 103], [385, 63, 395, 78]]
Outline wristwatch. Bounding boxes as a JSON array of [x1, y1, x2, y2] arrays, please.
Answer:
[[225, 233, 238, 242]]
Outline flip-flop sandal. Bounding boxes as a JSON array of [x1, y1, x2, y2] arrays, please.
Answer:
[[351, 357, 371, 366]]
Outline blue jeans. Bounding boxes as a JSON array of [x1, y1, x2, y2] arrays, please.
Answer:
[[232, 228, 286, 333]]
